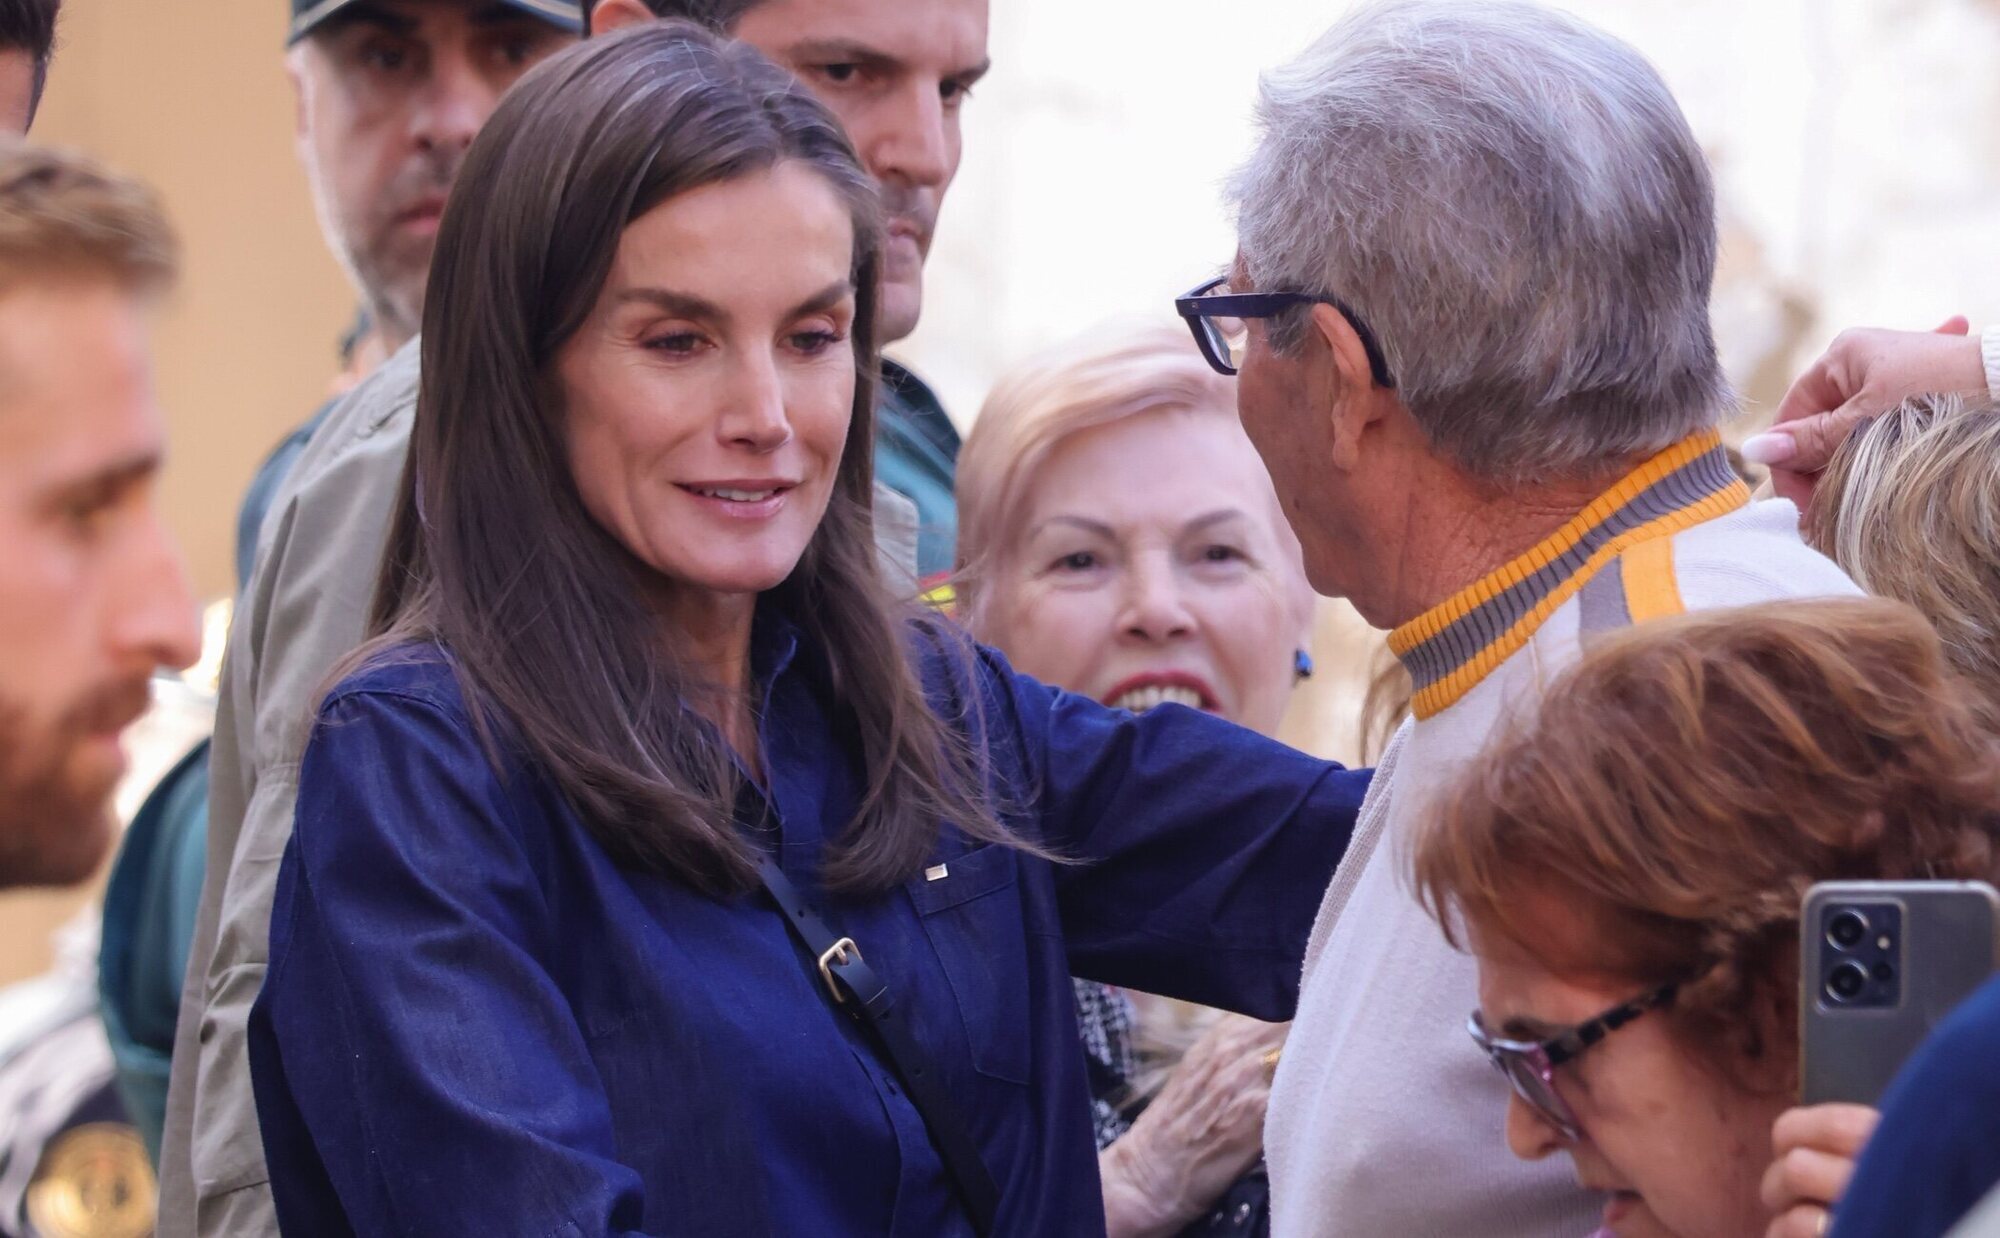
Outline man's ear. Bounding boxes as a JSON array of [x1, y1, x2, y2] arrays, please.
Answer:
[[285, 51, 308, 144], [1306, 300, 1387, 474], [589, 0, 656, 35]]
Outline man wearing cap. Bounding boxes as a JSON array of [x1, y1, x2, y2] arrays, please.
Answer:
[[244, 0, 581, 572], [158, 2, 990, 1235], [145, 3, 580, 1234]]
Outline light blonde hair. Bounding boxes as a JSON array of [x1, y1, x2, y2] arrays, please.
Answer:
[[0, 139, 176, 293], [1806, 392, 2000, 706], [955, 323, 1245, 626]]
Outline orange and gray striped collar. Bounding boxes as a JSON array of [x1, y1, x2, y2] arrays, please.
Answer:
[[1388, 430, 1750, 719]]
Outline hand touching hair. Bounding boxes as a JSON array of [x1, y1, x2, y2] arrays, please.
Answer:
[[1806, 392, 2000, 710]]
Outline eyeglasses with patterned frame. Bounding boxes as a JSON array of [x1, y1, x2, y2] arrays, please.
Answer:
[[1466, 981, 1679, 1142], [1174, 274, 1396, 387]]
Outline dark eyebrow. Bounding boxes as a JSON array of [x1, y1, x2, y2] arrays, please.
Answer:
[[41, 450, 160, 512], [951, 58, 993, 86], [787, 279, 856, 318], [613, 280, 853, 322], [786, 39, 992, 85], [614, 288, 724, 319], [787, 39, 896, 68]]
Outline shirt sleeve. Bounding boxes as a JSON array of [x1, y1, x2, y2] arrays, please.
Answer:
[[973, 643, 1371, 1022], [250, 686, 658, 1238]]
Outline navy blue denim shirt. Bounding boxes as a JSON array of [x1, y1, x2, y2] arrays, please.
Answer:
[[248, 617, 1368, 1237]]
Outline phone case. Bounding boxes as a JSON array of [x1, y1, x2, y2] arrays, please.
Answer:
[[1799, 880, 2000, 1106]]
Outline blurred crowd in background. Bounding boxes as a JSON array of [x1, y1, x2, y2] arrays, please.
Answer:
[[5, 1, 2000, 1237]]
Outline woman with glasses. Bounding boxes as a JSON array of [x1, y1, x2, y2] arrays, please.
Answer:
[[1409, 597, 2000, 1238]]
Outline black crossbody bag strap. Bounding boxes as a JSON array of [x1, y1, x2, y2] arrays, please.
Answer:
[[753, 853, 1002, 1235]]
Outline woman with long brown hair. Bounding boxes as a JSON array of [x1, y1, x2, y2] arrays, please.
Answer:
[[242, 24, 1368, 1237]]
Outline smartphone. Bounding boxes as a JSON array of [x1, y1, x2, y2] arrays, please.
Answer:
[[1799, 880, 2000, 1106]]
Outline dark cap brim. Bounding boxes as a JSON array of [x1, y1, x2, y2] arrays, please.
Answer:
[[288, 0, 584, 45]]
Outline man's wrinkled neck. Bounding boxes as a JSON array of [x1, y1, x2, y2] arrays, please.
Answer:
[[1375, 455, 1635, 629]]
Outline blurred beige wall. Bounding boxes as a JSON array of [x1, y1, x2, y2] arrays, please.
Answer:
[[1, 3, 353, 985], [39, 1, 357, 602]]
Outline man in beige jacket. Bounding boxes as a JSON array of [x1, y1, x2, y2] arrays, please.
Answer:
[[157, 0, 988, 1233], [150, 0, 581, 1231]]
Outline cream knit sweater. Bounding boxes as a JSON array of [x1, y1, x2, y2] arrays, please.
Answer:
[[1265, 441, 1858, 1237]]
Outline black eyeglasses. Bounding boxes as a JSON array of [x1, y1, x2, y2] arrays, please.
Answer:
[[1174, 275, 1396, 387], [1466, 982, 1678, 1142]]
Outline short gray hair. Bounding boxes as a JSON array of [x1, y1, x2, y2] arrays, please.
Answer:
[[1229, 0, 1731, 483]]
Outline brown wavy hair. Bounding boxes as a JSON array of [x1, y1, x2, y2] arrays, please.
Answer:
[[1412, 597, 2000, 1090]]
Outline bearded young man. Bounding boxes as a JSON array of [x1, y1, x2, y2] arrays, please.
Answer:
[[0, 139, 198, 1238], [0, 142, 198, 891], [157, 2, 992, 1235]]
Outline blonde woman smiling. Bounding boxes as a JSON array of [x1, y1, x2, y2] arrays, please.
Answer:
[[956, 325, 1319, 1236]]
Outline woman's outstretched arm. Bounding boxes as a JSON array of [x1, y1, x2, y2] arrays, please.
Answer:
[[970, 641, 1372, 1020]]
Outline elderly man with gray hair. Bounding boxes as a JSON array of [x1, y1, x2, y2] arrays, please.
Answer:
[[1173, 1, 1860, 1234]]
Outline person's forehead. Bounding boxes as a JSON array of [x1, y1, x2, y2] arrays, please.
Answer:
[[608, 165, 854, 286], [1471, 910, 1641, 1029], [1025, 412, 1279, 531], [0, 281, 158, 426], [737, 0, 990, 68]]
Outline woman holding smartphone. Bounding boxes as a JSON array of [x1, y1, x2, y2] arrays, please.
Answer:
[[243, 23, 1369, 1238], [1410, 598, 2000, 1238]]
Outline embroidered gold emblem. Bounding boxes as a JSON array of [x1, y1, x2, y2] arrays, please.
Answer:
[[24, 1123, 156, 1238]]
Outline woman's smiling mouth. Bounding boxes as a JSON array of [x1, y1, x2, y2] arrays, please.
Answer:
[[677, 481, 795, 519]]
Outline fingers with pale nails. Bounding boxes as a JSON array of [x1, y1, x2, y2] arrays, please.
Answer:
[[1100, 1015, 1285, 1237], [1759, 1103, 1878, 1238], [1744, 317, 1983, 512]]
